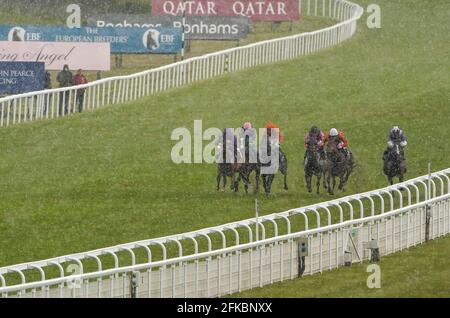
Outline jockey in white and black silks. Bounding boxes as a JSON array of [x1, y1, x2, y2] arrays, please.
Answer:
[[325, 128, 351, 159], [385, 126, 408, 160]]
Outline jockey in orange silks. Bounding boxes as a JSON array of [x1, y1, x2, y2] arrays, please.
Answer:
[[265, 121, 283, 144]]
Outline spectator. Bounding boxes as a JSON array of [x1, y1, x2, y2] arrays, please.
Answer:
[[73, 69, 88, 113], [43, 70, 52, 115], [56, 64, 73, 115]]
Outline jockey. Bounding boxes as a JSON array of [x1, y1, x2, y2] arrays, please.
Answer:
[[260, 121, 285, 162], [385, 126, 407, 160], [387, 126, 408, 148], [216, 128, 237, 163], [265, 121, 283, 145], [325, 128, 350, 158], [304, 126, 325, 159], [238, 122, 257, 163]]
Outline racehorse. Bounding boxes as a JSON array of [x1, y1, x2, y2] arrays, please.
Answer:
[[235, 148, 261, 194], [216, 144, 244, 192], [324, 142, 353, 195], [383, 142, 407, 185], [304, 140, 325, 194], [260, 137, 288, 195]]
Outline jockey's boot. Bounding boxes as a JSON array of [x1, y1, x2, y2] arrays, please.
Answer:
[[400, 148, 406, 161]]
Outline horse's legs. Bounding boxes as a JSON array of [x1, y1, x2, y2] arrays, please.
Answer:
[[283, 173, 288, 191], [243, 173, 249, 194], [262, 175, 267, 193], [216, 174, 221, 191], [388, 175, 393, 186], [316, 174, 321, 195], [232, 173, 239, 192], [223, 175, 227, 189], [331, 175, 336, 195], [266, 175, 275, 194], [338, 173, 345, 191], [326, 173, 332, 195], [306, 173, 312, 193], [254, 168, 260, 193], [242, 169, 251, 194]]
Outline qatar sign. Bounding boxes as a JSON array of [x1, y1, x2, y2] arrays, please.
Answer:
[[151, 0, 300, 21], [0, 41, 110, 71]]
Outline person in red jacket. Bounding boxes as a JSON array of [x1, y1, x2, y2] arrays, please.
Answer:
[[325, 128, 351, 158], [73, 69, 88, 113]]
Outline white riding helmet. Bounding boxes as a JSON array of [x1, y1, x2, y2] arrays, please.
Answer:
[[392, 126, 400, 132], [329, 128, 338, 136]]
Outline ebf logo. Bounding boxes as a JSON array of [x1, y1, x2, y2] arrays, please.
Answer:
[[8, 27, 25, 41], [143, 29, 161, 50]]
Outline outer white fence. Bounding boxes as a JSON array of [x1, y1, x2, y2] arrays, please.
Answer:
[[1, 168, 449, 297], [0, 0, 363, 127]]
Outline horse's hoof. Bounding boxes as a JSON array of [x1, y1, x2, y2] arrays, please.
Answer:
[[308, 189, 312, 193], [284, 187, 288, 191]]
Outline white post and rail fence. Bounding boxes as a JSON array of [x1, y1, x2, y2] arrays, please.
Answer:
[[0, 0, 363, 127], [0, 168, 449, 297]]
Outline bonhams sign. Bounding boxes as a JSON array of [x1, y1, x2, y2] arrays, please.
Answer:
[[88, 15, 250, 40], [0, 41, 110, 70], [151, 0, 300, 21]]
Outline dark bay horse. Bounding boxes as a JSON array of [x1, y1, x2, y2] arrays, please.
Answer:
[[260, 145, 288, 195], [324, 142, 354, 195], [304, 140, 324, 194], [235, 148, 260, 194], [216, 145, 245, 192], [383, 143, 407, 185]]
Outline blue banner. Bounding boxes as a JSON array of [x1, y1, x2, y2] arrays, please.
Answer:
[[0, 25, 183, 54], [0, 62, 45, 94]]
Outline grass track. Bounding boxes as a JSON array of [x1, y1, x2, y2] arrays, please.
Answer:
[[0, 0, 449, 295]]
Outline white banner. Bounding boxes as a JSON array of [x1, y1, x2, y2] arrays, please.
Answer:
[[0, 41, 110, 71]]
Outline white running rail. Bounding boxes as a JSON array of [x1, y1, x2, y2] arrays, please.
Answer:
[[0, 0, 364, 127], [0, 168, 449, 297]]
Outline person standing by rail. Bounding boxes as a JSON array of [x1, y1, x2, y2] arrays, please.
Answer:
[[73, 69, 88, 113], [56, 64, 73, 115]]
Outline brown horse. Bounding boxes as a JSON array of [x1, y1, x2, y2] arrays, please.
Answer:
[[216, 162, 244, 192], [304, 140, 325, 194], [216, 134, 248, 192]]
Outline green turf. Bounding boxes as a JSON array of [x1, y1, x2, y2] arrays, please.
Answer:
[[0, 0, 449, 295], [231, 235, 450, 297]]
